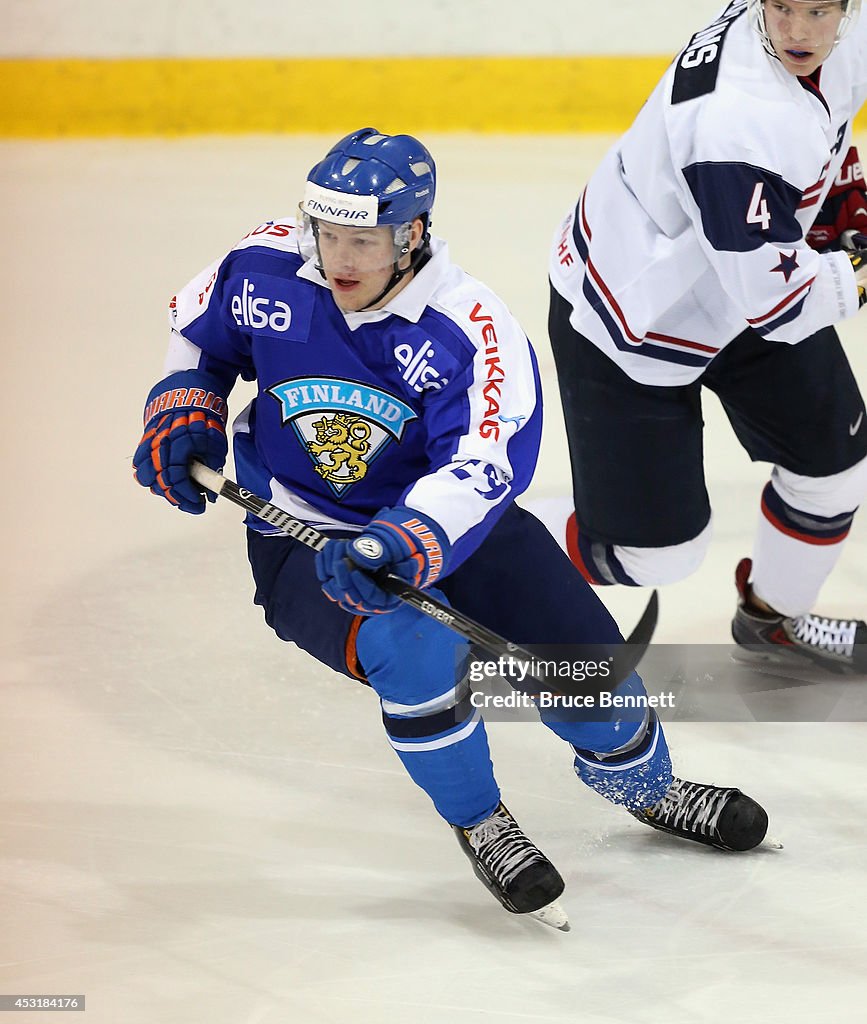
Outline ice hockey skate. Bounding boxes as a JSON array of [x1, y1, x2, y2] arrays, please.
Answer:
[[630, 777, 769, 852], [452, 803, 569, 931], [731, 558, 867, 675]]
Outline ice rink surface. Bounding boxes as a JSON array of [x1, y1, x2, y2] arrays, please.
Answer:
[[1, 135, 865, 1023]]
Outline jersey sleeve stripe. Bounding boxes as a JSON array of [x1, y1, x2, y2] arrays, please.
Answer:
[[580, 275, 714, 368], [574, 192, 720, 365], [746, 276, 816, 325]]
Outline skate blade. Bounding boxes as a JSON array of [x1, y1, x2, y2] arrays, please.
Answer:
[[731, 646, 856, 679], [530, 898, 570, 931], [763, 835, 784, 851], [730, 646, 804, 670]]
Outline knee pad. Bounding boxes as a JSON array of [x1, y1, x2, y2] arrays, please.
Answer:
[[355, 594, 467, 706], [530, 499, 712, 587], [614, 520, 713, 586], [358, 600, 478, 757], [771, 458, 867, 519]]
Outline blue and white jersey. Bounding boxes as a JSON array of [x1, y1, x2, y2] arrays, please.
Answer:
[[550, 0, 867, 385], [163, 220, 542, 571]]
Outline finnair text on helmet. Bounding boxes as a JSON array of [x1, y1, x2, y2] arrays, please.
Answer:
[[307, 201, 372, 222]]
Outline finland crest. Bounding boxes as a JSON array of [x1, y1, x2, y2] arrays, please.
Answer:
[[267, 376, 417, 495]]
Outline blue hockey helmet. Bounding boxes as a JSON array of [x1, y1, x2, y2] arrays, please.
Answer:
[[299, 128, 437, 309], [300, 127, 436, 233]]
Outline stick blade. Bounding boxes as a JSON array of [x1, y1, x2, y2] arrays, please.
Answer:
[[609, 589, 659, 684]]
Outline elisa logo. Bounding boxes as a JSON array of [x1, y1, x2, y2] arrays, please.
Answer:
[[394, 339, 449, 392], [231, 279, 292, 333]]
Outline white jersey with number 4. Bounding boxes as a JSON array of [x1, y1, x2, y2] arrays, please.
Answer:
[[550, 0, 867, 385]]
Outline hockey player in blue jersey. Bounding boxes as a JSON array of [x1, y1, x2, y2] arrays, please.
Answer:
[[544, 0, 867, 674], [133, 128, 769, 928]]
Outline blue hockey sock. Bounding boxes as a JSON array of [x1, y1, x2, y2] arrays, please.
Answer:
[[383, 692, 500, 827], [571, 706, 671, 809], [539, 671, 672, 808], [357, 600, 500, 828]]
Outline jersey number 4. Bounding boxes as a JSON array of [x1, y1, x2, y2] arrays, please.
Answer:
[[746, 182, 772, 231]]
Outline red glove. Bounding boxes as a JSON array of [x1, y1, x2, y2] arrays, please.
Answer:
[[806, 147, 867, 251]]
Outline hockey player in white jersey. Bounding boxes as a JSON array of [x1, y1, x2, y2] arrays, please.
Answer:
[[133, 128, 770, 930], [546, 0, 867, 673]]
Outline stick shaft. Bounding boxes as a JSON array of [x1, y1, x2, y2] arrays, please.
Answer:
[[190, 461, 657, 691], [190, 461, 538, 661]]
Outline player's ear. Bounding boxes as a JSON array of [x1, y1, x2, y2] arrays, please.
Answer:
[[410, 218, 424, 248]]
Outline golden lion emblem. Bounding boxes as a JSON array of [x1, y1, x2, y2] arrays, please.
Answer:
[[307, 412, 372, 483]]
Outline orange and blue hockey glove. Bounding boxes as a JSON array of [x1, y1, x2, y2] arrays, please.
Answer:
[[315, 507, 451, 614], [133, 370, 228, 514]]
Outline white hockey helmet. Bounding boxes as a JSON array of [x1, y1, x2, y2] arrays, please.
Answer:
[[748, 0, 862, 59]]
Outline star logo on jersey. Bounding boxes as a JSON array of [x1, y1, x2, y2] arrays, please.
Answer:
[[267, 377, 417, 496], [771, 250, 799, 284]]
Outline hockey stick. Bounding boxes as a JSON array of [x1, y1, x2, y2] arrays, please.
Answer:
[[190, 461, 657, 693]]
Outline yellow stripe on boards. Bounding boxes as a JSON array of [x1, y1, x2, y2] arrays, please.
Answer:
[[5, 55, 865, 138], [0, 55, 673, 137]]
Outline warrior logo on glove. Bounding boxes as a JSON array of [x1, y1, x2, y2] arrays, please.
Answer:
[[133, 369, 229, 514], [353, 537, 385, 560]]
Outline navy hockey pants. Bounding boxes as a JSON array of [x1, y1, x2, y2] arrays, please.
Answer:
[[246, 502, 672, 824]]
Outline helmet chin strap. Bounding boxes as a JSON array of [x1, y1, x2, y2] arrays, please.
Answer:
[[356, 238, 431, 312]]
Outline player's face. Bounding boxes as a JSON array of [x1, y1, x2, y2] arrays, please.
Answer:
[[763, 0, 845, 75], [317, 221, 422, 312]]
